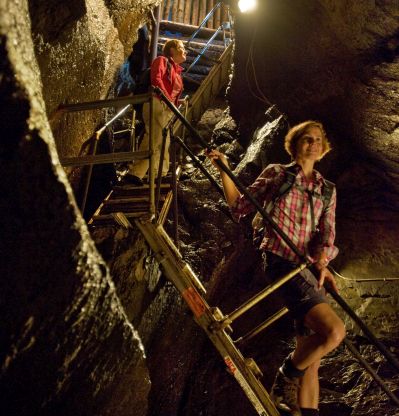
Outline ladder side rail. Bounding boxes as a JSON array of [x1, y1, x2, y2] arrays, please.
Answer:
[[134, 218, 279, 415], [170, 130, 179, 244], [173, 42, 233, 137], [149, 94, 155, 216], [155, 127, 168, 216], [202, 323, 280, 416]]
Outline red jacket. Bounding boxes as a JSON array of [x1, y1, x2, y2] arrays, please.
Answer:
[[151, 56, 183, 106]]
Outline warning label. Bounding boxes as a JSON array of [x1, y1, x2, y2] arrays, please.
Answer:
[[224, 355, 268, 416], [224, 356, 237, 375], [182, 287, 206, 318]]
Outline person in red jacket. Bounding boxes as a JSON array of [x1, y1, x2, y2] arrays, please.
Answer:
[[124, 39, 186, 185]]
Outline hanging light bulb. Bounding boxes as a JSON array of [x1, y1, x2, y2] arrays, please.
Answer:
[[238, 0, 257, 13]]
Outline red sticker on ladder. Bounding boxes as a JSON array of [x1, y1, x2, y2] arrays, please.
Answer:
[[182, 287, 206, 318], [224, 356, 237, 375]]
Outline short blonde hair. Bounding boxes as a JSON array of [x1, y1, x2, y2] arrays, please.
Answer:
[[163, 39, 184, 58], [284, 120, 331, 160]]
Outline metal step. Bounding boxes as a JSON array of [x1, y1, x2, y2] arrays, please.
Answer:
[[88, 181, 172, 226]]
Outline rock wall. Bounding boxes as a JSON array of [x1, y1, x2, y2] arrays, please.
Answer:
[[1, 0, 399, 415], [229, 0, 399, 336], [0, 1, 157, 415]]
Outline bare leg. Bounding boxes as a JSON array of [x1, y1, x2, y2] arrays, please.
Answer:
[[298, 356, 320, 409], [282, 303, 345, 411], [291, 303, 345, 371]]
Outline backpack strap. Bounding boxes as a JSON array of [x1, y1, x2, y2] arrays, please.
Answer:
[[265, 163, 297, 213], [320, 178, 334, 206], [252, 165, 334, 246]]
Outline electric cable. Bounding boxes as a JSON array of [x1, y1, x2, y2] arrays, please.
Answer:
[[245, 20, 272, 105], [330, 266, 399, 283]]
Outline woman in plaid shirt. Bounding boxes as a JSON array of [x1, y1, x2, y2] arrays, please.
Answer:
[[208, 121, 346, 416]]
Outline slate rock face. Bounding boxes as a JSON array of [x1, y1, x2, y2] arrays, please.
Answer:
[[229, 0, 399, 347], [1, 1, 399, 415], [0, 2, 150, 415]]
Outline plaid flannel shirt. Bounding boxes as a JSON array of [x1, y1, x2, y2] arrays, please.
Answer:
[[231, 163, 338, 264]]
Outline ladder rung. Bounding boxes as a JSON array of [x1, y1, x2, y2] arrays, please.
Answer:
[[210, 263, 308, 332], [235, 308, 289, 346], [104, 196, 165, 204]]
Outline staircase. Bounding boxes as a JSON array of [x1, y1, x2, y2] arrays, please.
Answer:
[[159, 7, 233, 129]]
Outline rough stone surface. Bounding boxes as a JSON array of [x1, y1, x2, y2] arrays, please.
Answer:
[[229, 0, 399, 346], [2, 1, 399, 416], [0, 2, 150, 415]]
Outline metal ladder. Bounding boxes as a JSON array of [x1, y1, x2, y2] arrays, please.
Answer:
[[116, 213, 291, 416]]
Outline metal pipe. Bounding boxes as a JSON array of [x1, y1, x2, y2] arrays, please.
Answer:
[[168, 133, 225, 200], [235, 308, 289, 346], [185, 26, 222, 74], [344, 338, 399, 406], [153, 86, 310, 260], [150, 5, 161, 63], [57, 93, 151, 113], [81, 103, 131, 213], [155, 128, 167, 214], [129, 108, 136, 151], [149, 94, 155, 216], [60, 150, 149, 167], [187, 2, 222, 45], [171, 135, 179, 245], [224, 263, 307, 326], [60, 150, 150, 167], [80, 130, 101, 215], [325, 280, 399, 373], [210, 264, 307, 331]]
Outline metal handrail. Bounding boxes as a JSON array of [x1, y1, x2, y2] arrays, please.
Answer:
[[57, 92, 156, 216], [186, 2, 222, 45], [184, 2, 231, 75], [185, 25, 224, 75]]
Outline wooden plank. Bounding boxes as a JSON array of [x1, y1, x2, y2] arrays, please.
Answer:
[[177, 0, 184, 22], [208, 0, 214, 28], [159, 21, 228, 42], [192, 0, 199, 26], [171, 0, 178, 21], [163, 0, 172, 20], [92, 212, 148, 222], [214, 1, 221, 27], [199, 0, 206, 25], [221, 2, 228, 23], [158, 190, 174, 225], [183, 0, 192, 24]]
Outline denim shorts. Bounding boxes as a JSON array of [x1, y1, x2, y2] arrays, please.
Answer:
[[262, 251, 327, 335]]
